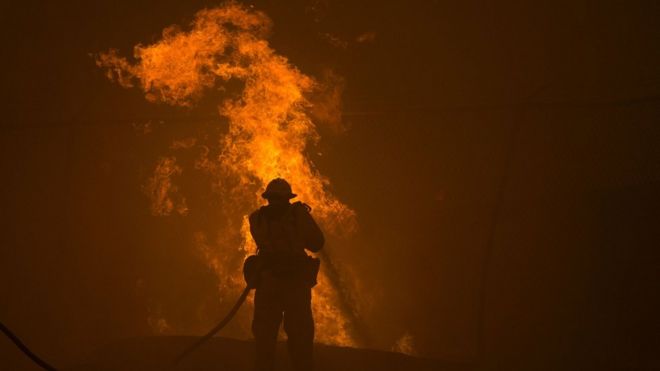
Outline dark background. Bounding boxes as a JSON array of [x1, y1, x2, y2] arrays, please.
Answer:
[[1, 0, 659, 369]]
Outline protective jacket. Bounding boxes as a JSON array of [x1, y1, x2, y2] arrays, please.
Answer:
[[249, 201, 324, 255]]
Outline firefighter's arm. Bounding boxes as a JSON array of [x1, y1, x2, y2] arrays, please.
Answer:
[[248, 209, 266, 248], [294, 202, 325, 252]]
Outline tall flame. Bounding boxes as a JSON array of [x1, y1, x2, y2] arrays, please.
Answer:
[[97, 2, 358, 345]]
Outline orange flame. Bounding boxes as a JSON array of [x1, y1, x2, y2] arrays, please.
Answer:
[[98, 2, 358, 346]]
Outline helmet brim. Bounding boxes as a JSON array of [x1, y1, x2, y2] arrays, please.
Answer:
[[261, 191, 297, 199]]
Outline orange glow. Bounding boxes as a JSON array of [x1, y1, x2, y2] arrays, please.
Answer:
[[97, 2, 357, 346]]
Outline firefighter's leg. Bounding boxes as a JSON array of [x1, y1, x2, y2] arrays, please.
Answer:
[[283, 285, 314, 371], [252, 285, 283, 371]]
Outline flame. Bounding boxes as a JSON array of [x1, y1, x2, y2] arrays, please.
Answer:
[[98, 2, 358, 346], [392, 332, 417, 356]]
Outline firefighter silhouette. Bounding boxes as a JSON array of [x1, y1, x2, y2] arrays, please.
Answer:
[[248, 178, 324, 371]]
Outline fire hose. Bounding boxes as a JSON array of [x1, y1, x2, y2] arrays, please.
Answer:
[[0, 321, 58, 371], [172, 285, 252, 366], [0, 286, 252, 371], [173, 254, 265, 365], [0, 256, 299, 369]]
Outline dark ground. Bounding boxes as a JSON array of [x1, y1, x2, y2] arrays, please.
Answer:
[[3, 336, 464, 371]]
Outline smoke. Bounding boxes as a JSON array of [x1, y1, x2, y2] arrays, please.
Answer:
[[97, 1, 362, 346], [143, 156, 188, 216]]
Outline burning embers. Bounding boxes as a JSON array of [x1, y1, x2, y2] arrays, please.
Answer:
[[97, 2, 358, 346]]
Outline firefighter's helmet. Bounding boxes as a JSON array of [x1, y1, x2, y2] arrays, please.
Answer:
[[261, 178, 297, 199]]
